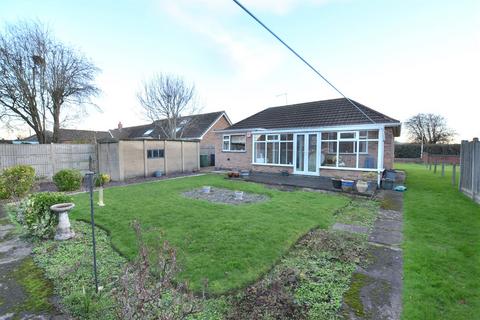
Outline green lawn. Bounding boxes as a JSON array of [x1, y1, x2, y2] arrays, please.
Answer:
[[396, 163, 480, 319], [69, 174, 348, 294]]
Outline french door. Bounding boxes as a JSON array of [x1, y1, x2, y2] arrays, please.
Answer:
[[294, 133, 318, 175]]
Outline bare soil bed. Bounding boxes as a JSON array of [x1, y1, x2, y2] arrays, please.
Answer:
[[183, 187, 269, 205]]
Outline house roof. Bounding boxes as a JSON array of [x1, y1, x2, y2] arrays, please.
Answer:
[[24, 129, 111, 143], [109, 111, 229, 140], [227, 98, 400, 131]]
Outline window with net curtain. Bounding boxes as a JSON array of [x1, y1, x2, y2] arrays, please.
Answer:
[[223, 134, 246, 151]]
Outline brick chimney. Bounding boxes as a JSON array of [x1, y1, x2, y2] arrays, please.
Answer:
[[118, 121, 123, 130]]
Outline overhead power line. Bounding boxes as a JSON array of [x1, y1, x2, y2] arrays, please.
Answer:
[[231, 0, 376, 124]]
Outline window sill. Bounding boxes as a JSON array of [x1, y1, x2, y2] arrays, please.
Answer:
[[252, 163, 294, 167], [222, 150, 247, 153], [319, 166, 381, 172]]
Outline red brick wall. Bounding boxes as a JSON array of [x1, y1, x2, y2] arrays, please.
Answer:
[[200, 115, 230, 149], [422, 153, 460, 165], [215, 132, 253, 170], [383, 127, 395, 170]]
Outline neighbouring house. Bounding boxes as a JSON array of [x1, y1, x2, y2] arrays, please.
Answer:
[[109, 111, 231, 166], [215, 98, 401, 182], [23, 129, 111, 144]]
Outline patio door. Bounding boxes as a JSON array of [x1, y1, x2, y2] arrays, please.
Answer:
[[294, 133, 318, 175]]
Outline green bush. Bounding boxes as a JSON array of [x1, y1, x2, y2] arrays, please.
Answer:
[[94, 173, 111, 187], [0, 165, 36, 199], [19, 192, 73, 239], [395, 143, 461, 158], [53, 169, 83, 191]]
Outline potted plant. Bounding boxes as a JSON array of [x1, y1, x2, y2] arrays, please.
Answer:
[[341, 179, 355, 192], [227, 171, 240, 178], [331, 176, 342, 189], [95, 173, 110, 207]]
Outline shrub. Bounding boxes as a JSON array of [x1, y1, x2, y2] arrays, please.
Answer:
[[95, 173, 111, 187], [114, 221, 204, 319], [53, 169, 83, 191], [0, 165, 36, 199], [394, 143, 421, 158], [20, 192, 73, 239]]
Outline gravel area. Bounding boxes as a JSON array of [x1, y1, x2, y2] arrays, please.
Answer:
[[183, 187, 269, 205]]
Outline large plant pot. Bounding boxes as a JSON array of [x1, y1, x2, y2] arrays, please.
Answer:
[[356, 180, 369, 193], [341, 179, 354, 192], [331, 178, 342, 189]]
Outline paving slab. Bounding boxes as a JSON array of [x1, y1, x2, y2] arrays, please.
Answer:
[[342, 187, 404, 320], [332, 223, 370, 234]]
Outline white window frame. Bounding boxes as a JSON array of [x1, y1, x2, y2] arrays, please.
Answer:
[[319, 129, 380, 170], [252, 133, 294, 166], [222, 134, 246, 152]]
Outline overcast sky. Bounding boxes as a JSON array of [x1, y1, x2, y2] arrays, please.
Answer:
[[1, 0, 479, 142]]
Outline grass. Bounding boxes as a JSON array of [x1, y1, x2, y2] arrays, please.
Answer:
[[396, 163, 480, 319], [69, 174, 349, 294]]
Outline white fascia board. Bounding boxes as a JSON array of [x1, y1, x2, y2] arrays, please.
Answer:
[[250, 123, 400, 134]]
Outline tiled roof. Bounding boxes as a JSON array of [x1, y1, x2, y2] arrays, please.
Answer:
[[228, 98, 400, 130], [24, 129, 111, 143], [109, 111, 227, 140]]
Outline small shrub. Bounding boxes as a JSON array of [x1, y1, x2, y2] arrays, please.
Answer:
[[19, 192, 73, 239], [0, 165, 36, 199], [114, 221, 204, 319], [95, 173, 111, 187], [53, 169, 83, 191]]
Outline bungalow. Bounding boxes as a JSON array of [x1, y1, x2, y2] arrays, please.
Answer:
[[215, 98, 401, 183]]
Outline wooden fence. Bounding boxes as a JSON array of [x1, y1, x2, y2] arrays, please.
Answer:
[[0, 144, 96, 178], [459, 138, 480, 204]]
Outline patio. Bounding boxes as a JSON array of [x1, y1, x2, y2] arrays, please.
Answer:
[[243, 171, 337, 191]]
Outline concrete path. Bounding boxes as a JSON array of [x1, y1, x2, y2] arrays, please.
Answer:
[[0, 207, 66, 320], [342, 188, 404, 320]]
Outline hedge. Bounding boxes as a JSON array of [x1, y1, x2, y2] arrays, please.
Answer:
[[395, 143, 461, 158]]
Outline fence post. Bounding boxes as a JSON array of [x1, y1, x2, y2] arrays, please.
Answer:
[[459, 140, 466, 191], [429, 162, 432, 171], [472, 138, 478, 201], [441, 162, 445, 177], [434, 161, 437, 174], [452, 163, 456, 186]]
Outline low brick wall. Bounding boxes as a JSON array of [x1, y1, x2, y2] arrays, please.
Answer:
[[395, 158, 423, 164], [422, 153, 460, 165]]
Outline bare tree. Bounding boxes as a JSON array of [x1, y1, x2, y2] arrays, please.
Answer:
[[405, 113, 455, 144], [0, 21, 100, 143], [137, 73, 199, 139]]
